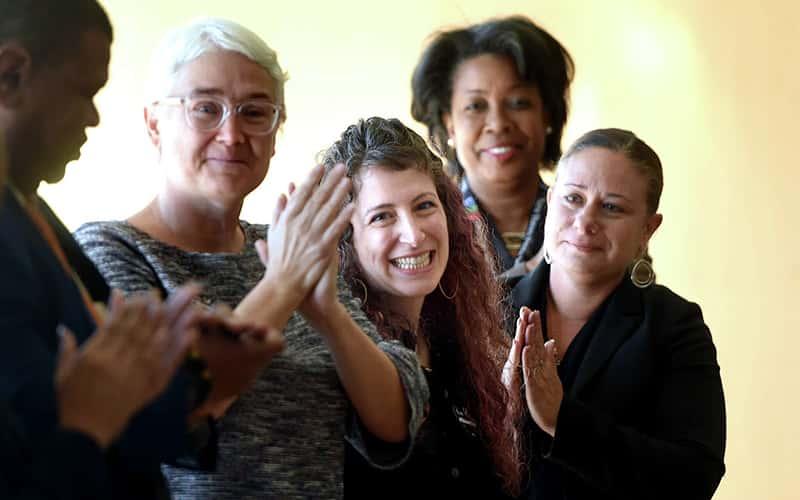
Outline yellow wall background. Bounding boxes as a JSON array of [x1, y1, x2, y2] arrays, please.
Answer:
[[43, 0, 798, 498]]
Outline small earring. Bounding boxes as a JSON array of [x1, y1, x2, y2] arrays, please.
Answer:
[[544, 248, 552, 264], [438, 278, 457, 300], [446, 138, 454, 148], [545, 126, 553, 135], [353, 278, 368, 305], [630, 257, 655, 288]]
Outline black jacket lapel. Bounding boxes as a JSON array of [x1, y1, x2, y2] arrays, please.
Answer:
[[570, 278, 643, 396]]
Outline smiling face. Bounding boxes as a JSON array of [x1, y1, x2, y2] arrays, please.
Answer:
[[350, 166, 449, 316], [147, 50, 277, 207], [545, 147, 662, 285], [443, 53, 548, 189]]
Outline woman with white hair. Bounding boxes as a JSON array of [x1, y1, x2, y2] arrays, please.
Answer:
[[75, 18, 427, 499]]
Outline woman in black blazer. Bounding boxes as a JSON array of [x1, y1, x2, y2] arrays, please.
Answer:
[[505, 128, 725, 500]]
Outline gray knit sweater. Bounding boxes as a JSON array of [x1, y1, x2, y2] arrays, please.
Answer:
[[74, 220, 428, 500]]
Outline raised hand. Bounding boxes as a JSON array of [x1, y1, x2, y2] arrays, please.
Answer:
[[519, 307, 563, 437], [259, 164, 354, 309], [56, 285, 201, 448]]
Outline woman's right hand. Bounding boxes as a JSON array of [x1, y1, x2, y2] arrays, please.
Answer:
[[503, 306, 534, 394], [259, 164, 354, 308], [55, 285, 200, 448]]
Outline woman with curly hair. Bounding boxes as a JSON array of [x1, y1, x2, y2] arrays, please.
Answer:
[[322, 117, 523, 499]]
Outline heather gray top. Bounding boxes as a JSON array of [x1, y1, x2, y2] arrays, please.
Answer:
[[74, 220, 428, 500]]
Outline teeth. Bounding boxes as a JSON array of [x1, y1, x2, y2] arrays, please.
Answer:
[[488, 146, 513, 155], [392, 252, 431, 270]]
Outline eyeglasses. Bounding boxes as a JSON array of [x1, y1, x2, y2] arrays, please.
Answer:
[[156, 95, 282, 135]]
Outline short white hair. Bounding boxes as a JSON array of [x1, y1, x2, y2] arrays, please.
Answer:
[[146, 17, 288, 112]]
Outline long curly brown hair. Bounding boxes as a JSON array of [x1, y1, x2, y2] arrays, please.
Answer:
[[322, 117, 524, 495]]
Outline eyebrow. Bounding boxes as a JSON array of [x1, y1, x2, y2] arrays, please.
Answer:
[[364, 192, 437, 215], [564, 183, 632, 201], [462, 83, 537, 94], [189, 87, 274, 101]]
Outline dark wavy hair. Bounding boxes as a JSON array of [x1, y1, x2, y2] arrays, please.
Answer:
[[411, 15, 574, 179], [322, 117, 524, 495]]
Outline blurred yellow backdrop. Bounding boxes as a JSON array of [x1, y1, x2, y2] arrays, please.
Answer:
[[43, 0, 798, 498]]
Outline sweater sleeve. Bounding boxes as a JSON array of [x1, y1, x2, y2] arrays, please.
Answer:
[[339, 277, 430, 469]]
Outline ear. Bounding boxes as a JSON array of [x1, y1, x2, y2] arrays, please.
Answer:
[[641, 212, 663, 247], [546, 185, 553, 206], [0, 43, 32, 108], [442, 111, 455, 143], [143, 105, 161, 149]]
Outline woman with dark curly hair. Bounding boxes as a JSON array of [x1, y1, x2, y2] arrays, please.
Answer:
[[323, 117, 523, 499], [411, 16, 574, 281]]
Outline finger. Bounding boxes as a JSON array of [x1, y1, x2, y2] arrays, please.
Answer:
[[318, 202, 355, 250], [287, 182, 296, 196], [543, 339, 559, 373], [164, 283, 202, 327], [271, 193, 287, 227], [55, 325, 78, 383], [108, 288, 125, 314], [284, 164, 325, 216], [254, 239, 269, 267], [303, 163, 347, 217], [313, 175, 353, 236], [522, 345, 537, 383], [507, 316, 525, 368]]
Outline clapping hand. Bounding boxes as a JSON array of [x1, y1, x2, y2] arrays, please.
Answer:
[[504, 306, 563, 437], [56, 284, 201, 448], [192, 304, 285, 418], [255, 164, 353, 312]]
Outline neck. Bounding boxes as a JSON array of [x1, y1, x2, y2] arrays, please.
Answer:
[[385, 294, 424, 335], [467, 172, 540, 233], [547, 264, 623, 321], [8, 169, 40, 199], [132, 184, 244, 253]]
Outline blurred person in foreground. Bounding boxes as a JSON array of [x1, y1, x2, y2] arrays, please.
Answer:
[[0, 2, 283, 498]]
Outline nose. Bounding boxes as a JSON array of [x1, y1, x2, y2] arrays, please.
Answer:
[[573, 205, 600, 235], [87, 102, 100, 128], [484, 102, 512, 134], [215, 113, 246, 144], [398, 215, 426, 247]]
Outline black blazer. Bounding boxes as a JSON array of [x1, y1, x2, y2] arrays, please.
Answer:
[[512, 263, 726, 500], [0, 188, 195, 499]]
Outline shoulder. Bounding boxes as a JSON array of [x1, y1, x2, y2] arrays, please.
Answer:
[[640, 283, 705, 322], [74, 220, 142, 247], [240, 220, 267, 245]]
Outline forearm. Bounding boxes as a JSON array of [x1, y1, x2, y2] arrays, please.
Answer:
[[234, 275, 301, 331], [314, 304, 410, 443]]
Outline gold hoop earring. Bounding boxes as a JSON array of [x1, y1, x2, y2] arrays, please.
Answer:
[[353, 278, 368, 305], [630, 257, 655, 288], [438, 278, 458, 300]]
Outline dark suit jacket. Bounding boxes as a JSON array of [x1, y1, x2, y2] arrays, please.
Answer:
[[0, 187, 194, 499], [512, 263, 726, 500]]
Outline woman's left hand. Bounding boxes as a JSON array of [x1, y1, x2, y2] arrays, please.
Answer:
[[520, 308, 563, 437]]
